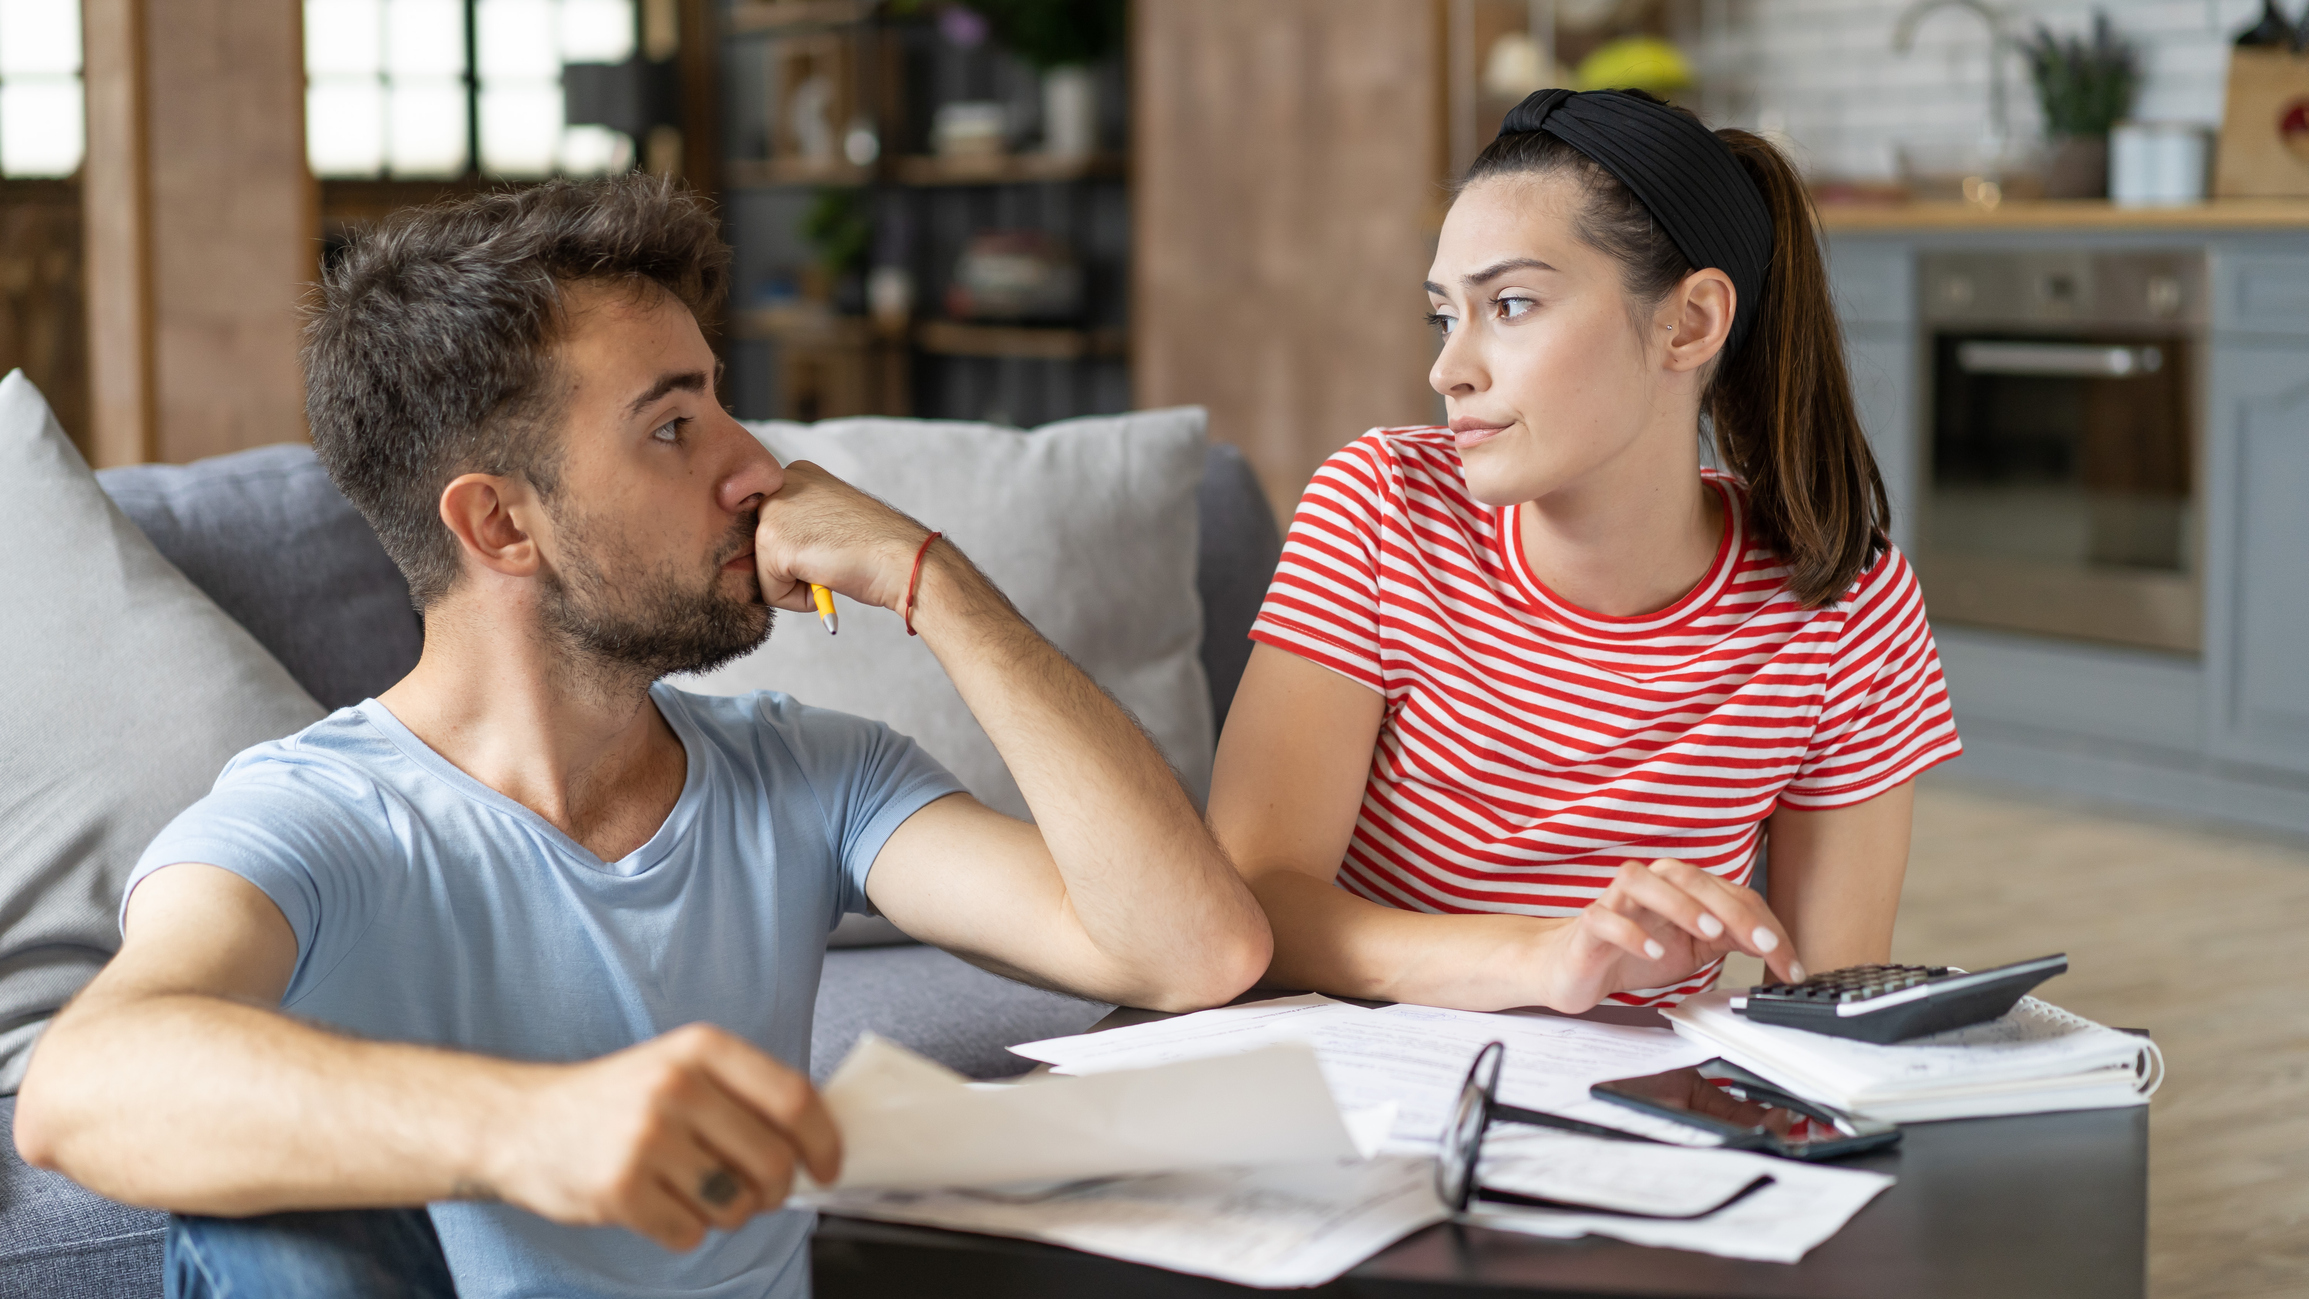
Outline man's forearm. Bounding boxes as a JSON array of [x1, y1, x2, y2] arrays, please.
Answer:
[[905, 544, 1270, 1005], [18, 991, 523, 1214]]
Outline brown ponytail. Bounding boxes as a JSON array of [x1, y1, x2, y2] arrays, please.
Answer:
[[1704, 131, 1889, 606], [1462, 116, 1889, 607]]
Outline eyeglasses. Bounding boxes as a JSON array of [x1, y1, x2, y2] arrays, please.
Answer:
[[1434, 1039, 1664, 1214]]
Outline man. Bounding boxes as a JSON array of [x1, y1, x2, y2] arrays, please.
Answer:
[[13, 176, 1270, 1298]]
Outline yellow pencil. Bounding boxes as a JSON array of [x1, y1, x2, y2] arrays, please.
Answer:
[[810, 583, 838, 635]]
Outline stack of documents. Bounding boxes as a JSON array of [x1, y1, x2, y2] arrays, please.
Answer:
[[808, 1159, 1446, 1288], [792, 1033, 1446, 1288], [1666, 991, 2165, 1122]]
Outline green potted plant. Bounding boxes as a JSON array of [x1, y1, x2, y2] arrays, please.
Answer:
[[801, 187, 872, 311], [2022, 10, 2141, 199], [961, 0, 1125, 158]]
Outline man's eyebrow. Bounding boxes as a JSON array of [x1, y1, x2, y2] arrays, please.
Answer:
[[1424, 257, 1559, 296], [624, 369, 709, 418]]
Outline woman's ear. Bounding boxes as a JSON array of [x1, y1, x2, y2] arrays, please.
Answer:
[[439, 473, 543, 579], [1659, 269, 1735, 373]]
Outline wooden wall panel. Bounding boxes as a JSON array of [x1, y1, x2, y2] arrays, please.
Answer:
[[143, 0, 316, 462], [82, 0, 315, 466], [80, 0, 154, 467], [1132, 0, 1443, 520]]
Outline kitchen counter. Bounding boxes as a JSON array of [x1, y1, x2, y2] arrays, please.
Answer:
[[1816, 197, 2309, 232]]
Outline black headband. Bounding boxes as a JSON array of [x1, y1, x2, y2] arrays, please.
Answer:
[[1496, 89, 1773, 357]]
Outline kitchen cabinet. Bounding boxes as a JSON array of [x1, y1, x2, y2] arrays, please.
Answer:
[[1844, 333, 1920, 554], [2207, 341, 2309, 778], [1823, 211, 2309, 835]]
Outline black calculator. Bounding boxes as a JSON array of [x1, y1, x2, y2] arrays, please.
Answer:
[[1731, 954, 2069, 1044]]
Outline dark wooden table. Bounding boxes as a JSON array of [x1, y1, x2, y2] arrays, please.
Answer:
[[812, 1005, 2148, 1299]]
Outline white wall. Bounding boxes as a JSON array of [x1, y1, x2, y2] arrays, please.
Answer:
[[1712, 0, 2259, 180]]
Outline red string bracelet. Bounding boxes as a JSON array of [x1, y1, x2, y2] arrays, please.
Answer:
[[902, 531, 941, 636]]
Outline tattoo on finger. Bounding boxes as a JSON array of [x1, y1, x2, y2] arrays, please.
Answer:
[[699, 1167, 740, 1209]]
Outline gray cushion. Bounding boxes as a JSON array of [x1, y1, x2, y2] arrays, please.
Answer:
[[97, 444, 423, 712], [0, 371, 325, 1092], [1194, 442, 1282, 731], [810, 946, 1109, 1083], [0, 1097, 164, 1297]]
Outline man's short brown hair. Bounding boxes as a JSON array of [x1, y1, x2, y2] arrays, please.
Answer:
[[304, 174, 730, 609]]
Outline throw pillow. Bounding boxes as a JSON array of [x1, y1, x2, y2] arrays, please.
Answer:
[[685, 407, 1215, 828], [98, 444, 424, 710], [0, 371, 325, 1092]]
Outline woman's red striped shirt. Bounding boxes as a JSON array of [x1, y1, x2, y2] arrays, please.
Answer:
[[1248, 428, 1963, 1005]]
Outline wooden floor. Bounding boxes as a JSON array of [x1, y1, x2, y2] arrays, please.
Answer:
[[1724, 775, 2309, 1298]]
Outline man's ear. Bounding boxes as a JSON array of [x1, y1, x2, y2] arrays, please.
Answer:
[[1661, 269, 1736, 374], [439, 473, 543, 579]]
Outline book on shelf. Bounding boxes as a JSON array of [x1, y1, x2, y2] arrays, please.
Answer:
[[1663, 990, 2165, 1123]]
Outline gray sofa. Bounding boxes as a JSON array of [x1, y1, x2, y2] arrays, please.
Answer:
[[0, 438, 1281, 1295]]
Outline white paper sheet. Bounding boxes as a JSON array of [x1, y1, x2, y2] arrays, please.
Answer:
[[1469, 1131, 1895, 1263], [812, 1033, 1386, 1190], [1014, 996, 1717, 1151], [805, 1156, 1448, 1290], [1007, 993, 1349, 1068], [1473, 1127, 1775, 1219], [1360, 1004, 1723, 1147]]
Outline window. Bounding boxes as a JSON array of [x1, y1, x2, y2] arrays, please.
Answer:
[[0, 0, 84, 178], [304, 0, 637, 180]]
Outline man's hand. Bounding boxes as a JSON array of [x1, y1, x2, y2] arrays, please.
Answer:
[[1533, 859, 1803, 1013], [750, 460, 931, 616], [479, 1024, 840, 1253]]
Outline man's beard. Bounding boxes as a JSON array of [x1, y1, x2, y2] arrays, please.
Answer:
[[536, 505, 773, 684]]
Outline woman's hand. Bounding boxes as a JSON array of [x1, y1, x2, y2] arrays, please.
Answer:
[[1531, 859, 1803, 1013]]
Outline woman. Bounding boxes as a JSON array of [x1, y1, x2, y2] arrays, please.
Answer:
[[1209, 89, 1961, 1014]]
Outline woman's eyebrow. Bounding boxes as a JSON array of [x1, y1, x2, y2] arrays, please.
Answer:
[[1423, 257, 1559, 297], [1461, 257, 1558, 288]]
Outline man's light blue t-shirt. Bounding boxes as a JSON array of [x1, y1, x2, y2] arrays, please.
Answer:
[[127, 684, 966, 1299]]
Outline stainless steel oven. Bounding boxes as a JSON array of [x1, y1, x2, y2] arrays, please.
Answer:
[[1916, 250, 2207, 655]]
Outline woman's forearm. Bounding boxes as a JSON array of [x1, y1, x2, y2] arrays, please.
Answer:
[[1249, 869, 1570, 1011], [1250, 856, 1801, 1013]]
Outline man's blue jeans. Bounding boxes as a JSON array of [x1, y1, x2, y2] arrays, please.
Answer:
[[166, 1207, 459, 1298]]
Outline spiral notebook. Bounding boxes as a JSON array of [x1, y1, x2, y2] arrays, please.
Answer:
[[1663, 991, 2164, 1123]]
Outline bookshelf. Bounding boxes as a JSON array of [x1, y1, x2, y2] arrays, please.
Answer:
[[715, 1, 1129, 426]]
